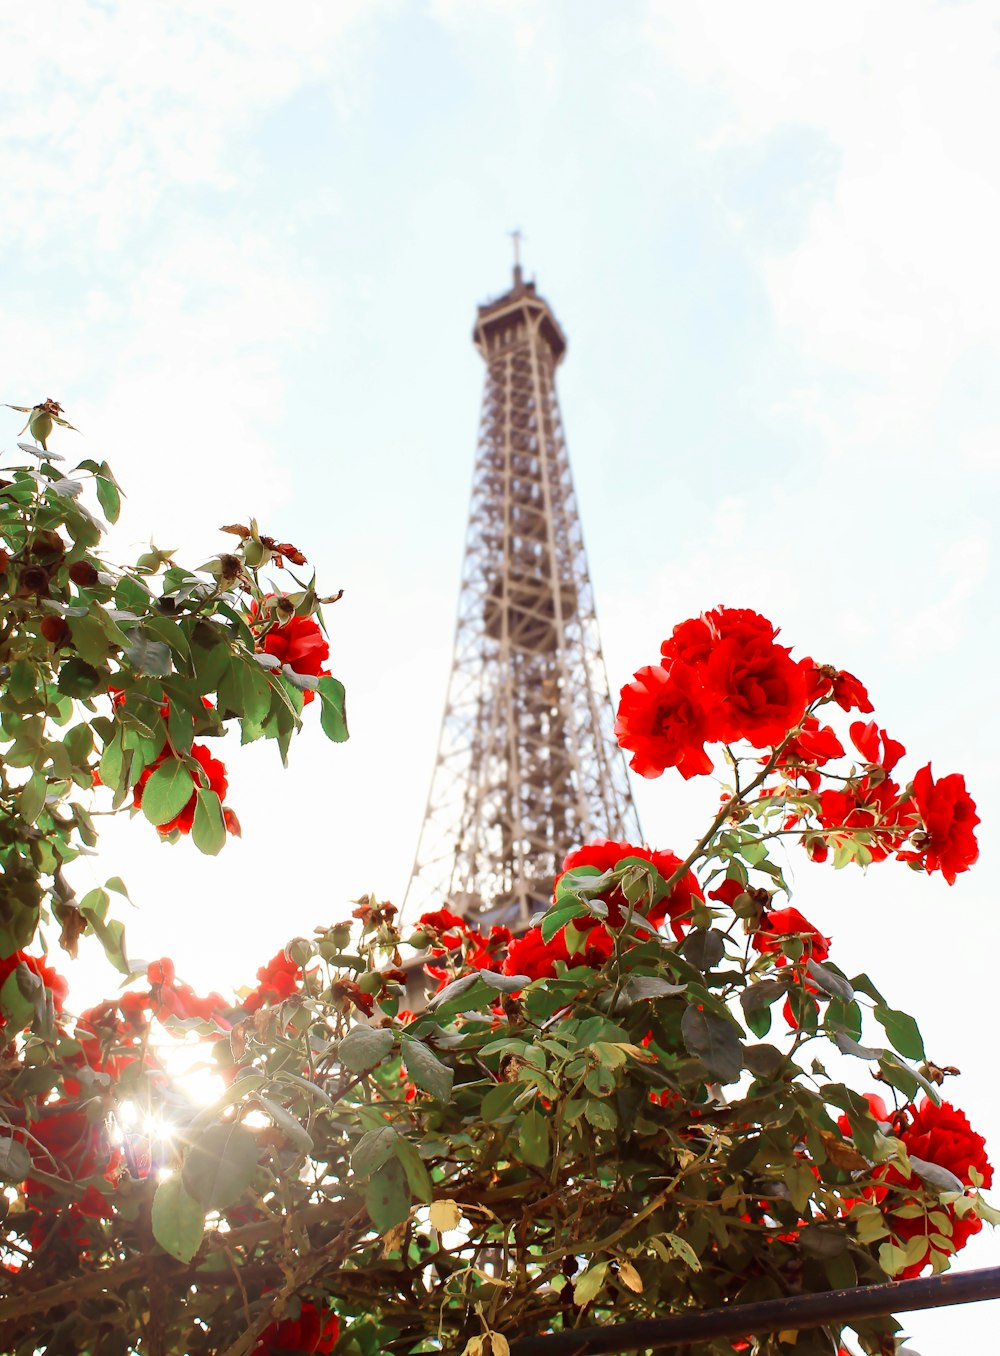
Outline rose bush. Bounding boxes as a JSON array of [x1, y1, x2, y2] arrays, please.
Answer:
[[0, 412, 993, 1356]]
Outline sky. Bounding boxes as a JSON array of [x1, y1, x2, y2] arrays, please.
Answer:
[[3, 1, 1000, 1345]]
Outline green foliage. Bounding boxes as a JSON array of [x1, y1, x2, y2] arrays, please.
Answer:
[[0, 408, 991, 1356], [0, 420, 347, 1030]]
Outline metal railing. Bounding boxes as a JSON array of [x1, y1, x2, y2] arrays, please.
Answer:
[[508, 1265, 1000, 1354]]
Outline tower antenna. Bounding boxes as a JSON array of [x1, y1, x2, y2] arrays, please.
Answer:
[[508, 227, 525, 285]]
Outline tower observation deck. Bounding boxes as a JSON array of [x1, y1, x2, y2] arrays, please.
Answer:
[[405, 265, 640, 930]]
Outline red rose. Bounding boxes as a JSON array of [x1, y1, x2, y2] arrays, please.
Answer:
[[905, 764, 980, 886], [259, 611, 330, 705], [23, 1106, 121, 1214], [751, 907, 831, 965], [615, 663, 713, 780], [557, 839, 703, 939], [464, 924, 513, 973], [417, 908, 467, 934], [503, 922, 614, 981], [660, 615, 716, 664], [703, 629, 808, 748], [242, 951, 304, 1013], [417, 909, 469, 952], [131, 743, 230, 836], [830, 668, 874, 714], [840, 1097, 991, 1277], [817, 776, 916, 864], [849, 720, 905, 774], [621, 609, 813, 778], [252, 1302, 339, 1354], [707, 878, 746, 907], [776, 716, 845, 791], [905, 1098, 992, 1190]]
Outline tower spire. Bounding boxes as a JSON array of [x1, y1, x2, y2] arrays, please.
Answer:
[[508, 227, 525, 287], [405, 269, 640, 929]]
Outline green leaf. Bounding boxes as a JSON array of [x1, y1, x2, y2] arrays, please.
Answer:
[[661, 1232, 701, 1271], [682, 929, 725, 971], [89, 917, 130, 975], [834, 1032, 884, 1061], [239, 659, 273, 725], [317, 675, 349, 742], [68, 615, 110, 666], [584, 1100, 618, 1131], [151, 1175, 204, 1262], [16, 774, 47, 825], [182, 1121, 259, 1210], [479, 970, 530, 993], [681, 1005, 744, 1083], [541, 904, 583, 944], [64, 722, 94, 764], [58, 657, 103, 699], [517, 1108, 549, 1168], [401, 1037, 454, 1103], [0, 1134, 31, 1183], [480, 1082, 524, 1122], [140, 758, 195, 826], [807, 960, 855, 1003], [364, 1156, 410, 1233], [126, 632, 172, 677], [352, 1127, 399, 1179], [909, 1154, 965, 1195], [95, 474, 121, 523], [743, 1043, 786, 1081], [620, 975, 687, 1004], [0, 969, 36, 1029], [874, 1005, 925, 1061], [256, 1096, 313, 1154], [879, 1053, 940, 1104], [338, 1025, 394, 1073], [739, 979, 786, 1039], [192, 789, 227, 856], [191, 634, 234, 695], [573, 1260, 608, 1306], [850, 972, 887, 1005], [394, 1137, 433, 1203]]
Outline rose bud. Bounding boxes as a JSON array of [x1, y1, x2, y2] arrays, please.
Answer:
[[17, 565, 50, 597], [286, 938, 313, 967], [39, 616, 71, 647], [68, 560, 100, 587]]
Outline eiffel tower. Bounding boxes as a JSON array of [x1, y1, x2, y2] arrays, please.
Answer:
[[405, 254, 640, 931]]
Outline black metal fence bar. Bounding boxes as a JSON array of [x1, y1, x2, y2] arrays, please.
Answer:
[[508, 1265, 1000, 1355]]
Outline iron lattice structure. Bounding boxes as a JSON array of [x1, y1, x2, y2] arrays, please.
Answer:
[[406, 267, 640, 931]]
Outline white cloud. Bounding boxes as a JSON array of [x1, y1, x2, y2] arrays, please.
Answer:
[[646, 0, 1000, 456], [1, 0, 395, 252]]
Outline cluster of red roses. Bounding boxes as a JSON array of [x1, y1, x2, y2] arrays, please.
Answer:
[[415, 908, 513, 989], [615, 607, 824, 778], [119, 602, 329, 840], [2, 942, 314, 1254], [251, 1303, 339, 1354], [840, 1094, 993, 1278], [507, 840, 702, 981], [616, 606, 980, 886], [413, 840, 703, 987]]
